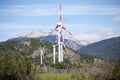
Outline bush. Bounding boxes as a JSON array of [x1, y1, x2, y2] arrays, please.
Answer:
[[71, 70, 94, 80], [51, 62, 65, 69], [111, 63, 120, 80], [0, 53, 36, 80]]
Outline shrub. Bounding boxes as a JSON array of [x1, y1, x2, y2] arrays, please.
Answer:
[[111, 63, 120, 80], [51, 62, 65, 69], [71, 70, 94, 80]]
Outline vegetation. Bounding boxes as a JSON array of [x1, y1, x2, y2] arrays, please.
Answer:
[[36, 73, 72, 80], [0, 39, 120, 80], [71, 70, 94, 80], [111, 62, 120, 80], [0, 39, 95, 66], [0, 52, 36, 80], [51, 62, 65, 69], [79, 37, 120, 62]]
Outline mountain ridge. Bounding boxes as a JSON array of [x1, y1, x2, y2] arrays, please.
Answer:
[[78, 36, 120, 62], [8, 30, 88, 50]]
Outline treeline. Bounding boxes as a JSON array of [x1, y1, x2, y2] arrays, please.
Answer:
[[0, 52, 36, 80]]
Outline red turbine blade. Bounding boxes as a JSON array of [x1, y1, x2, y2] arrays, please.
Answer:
[[62, 25, 66, 30], [62, 25, 72, 35], [66, 30, 72, 35], [60, 3, 62, 21], [60, 15, 62, 21], [49, 31, 53, 34], [55, 25, 58, 29]]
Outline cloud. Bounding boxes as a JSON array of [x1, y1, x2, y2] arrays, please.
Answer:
[[0, 23, 53, 41], [0, 23, 52, 31], [0, 5, 59, 16], [0, 5, 120, 16], [113, 14, 120, 23], [74, 28, 120, 43], [0, 23, 120, 42]]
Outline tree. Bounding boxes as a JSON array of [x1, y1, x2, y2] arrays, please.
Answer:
[[51, 62, 65, 69], [111, 62, 120, 80], [0, 52, 36, 80]]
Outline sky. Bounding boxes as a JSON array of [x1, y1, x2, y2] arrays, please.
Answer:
[[0, 0, 120, 43]]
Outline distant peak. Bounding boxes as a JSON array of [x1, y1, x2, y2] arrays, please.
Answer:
[[15, 30, 49, 38], [31, 30, 43, 33]]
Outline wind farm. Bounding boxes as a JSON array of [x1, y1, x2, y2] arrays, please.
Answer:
[[0, 0, 120, 80]]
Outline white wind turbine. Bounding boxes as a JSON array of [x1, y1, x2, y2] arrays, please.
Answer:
[[52, 44, 57, 64], [49, 3, 72, 62], [40, 48, 44, 65]]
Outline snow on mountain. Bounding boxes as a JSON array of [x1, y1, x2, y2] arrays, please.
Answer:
[[65, 36, 89, 46], [16, 30, 49, 38]]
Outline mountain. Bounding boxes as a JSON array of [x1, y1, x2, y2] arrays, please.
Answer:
[[78, 37, 120, 62], [8, 30, 88, 50]]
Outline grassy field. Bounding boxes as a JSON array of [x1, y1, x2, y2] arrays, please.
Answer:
[[36, 73, 73, 80]]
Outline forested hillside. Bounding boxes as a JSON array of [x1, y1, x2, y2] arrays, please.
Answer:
[[0, 39, 98, 65], [78, 37, 120, 62]]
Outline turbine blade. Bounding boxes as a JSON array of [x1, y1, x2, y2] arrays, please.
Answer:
[[60, 3, 62, 21], [49, 31, 53, 34], [68, 31, 72, 35], [63, 43, 70, 54], [49, 25, 59, 34], [55, 25, 58, 29], [62, 25, 66, 30], [61, 25, 72, 35]]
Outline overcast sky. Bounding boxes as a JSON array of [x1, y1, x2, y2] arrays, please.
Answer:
[[0, 0, 120, 43]]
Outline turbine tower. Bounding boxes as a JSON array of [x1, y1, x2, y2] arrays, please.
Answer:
[[49, 3, 72, 62], [53, 44, 56, 64], [40, 49, 44, 65]]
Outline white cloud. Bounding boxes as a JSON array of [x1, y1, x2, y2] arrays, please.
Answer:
[[113, 14, 120, 23], [0, 23, 52, 31], [0, 5, 120, 16], [0, 23, 54, 41], [74, 28, 120, 43]]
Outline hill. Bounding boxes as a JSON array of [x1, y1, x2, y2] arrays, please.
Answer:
[[0, 39, 80, 65], [78, 37, 120, 62], [0, 38, 98, 65]]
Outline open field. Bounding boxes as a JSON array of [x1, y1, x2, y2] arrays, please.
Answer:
[[36, 73, 73, 80]]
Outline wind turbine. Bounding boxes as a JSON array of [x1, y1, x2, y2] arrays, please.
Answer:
[[40, 49, 44, 65], [60, 33, 70, 61], [52, 44, 57, 64], [60, 42, 63, 62], [49, 3, 72, 62]]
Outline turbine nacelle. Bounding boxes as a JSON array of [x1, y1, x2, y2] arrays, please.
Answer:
[[57, 22, 62, 26]]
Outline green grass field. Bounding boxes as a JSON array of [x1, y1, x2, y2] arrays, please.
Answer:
[[36, 73, 73, 80]]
